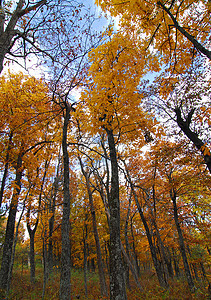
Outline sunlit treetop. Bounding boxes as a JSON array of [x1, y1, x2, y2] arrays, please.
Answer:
[[80, 31, 158, 143], [96, 0, 211, 73], [0, 72, 54, 166]]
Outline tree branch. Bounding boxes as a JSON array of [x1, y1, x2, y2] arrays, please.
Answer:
[[157, 1, 211, 60]]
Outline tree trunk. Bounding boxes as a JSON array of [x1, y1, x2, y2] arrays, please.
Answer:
[[27, 161, 48, 284], [29, 231, 36, 283], [48, 157, 60, 276], [172, 248, 180, 278], [124, 194, 132, 290], [130, 216, 140, 277], [0, 154, 22, 291], [125, 167, 168, 288], [106, 128, 127, 300], [6, 190, 27, 296], [0, 131, 13, 208], [83, 215, 88, 299], [59, 105, 71, 300], [170, 189, 195, 290], [79, 158, 108, 297], [42, 229, 48, 300]]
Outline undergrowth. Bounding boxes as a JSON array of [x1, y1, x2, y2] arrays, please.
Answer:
[[5, 268, 210, 300]]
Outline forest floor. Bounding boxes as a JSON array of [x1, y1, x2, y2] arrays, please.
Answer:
[[6, 268, 211, 300]]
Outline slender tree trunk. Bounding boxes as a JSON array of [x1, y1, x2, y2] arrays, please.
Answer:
[[48, 157, 60, 276], [165, 247, 174, 278], [29, 231, 36, 283], [0, 154, 22, 291], [83, 215, 88, 299], [0, 131, 13, 208], [27, 161, 48, 284], [153, 219, 169, 284], [26, 207, 39, 284], [126, 169, 168, 288], [172, 248, 180, 278], [106, 128, 127, 300], [105, 241, 109, 273], [6, 190, 27, 296], [59, 105, 71, 300], [170, 189, 195, 290], [79, 158, 108, 297], [130, 216, 140, 277], [120, 242, 143, 293], [42, 229, 48, 300], [124, 194, 132, 290]]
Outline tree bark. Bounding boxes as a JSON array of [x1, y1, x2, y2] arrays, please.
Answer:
[[0, 153, 22, 291], [0, 131, 13, 208], [83, 214, 88, 298], [106, 128, 127, 300], [170, 189, 195, 290], [125, 166, 168, 288], [124, 194, 132, 290], [59, 105, 71, 300], [48, 161, 60, 276], [79, 158, 108, 297]]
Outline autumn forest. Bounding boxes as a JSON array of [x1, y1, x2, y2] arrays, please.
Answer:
[[0, 0, 210, 299]]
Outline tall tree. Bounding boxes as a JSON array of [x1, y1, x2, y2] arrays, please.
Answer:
[[81, 32, 156, 299], [0, 73, 52, 292]]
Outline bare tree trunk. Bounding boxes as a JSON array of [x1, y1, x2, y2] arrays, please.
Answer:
[[48, 154, 61, 276], [106, 128, 127, 300], [83, 214, 88, 299], [125, 166, 168, 289], [124, 193, 132, 290], [42, 229, 48, 300], [170, 189, 194, 290], [59, 105, 71, 300], [6, 189, 27, 296], [27, 160, 49, 284], [0, 154, 22, 292], [0, 131, 13, 208], [130, 215, 140, 277], [79, 157, 108, 297]]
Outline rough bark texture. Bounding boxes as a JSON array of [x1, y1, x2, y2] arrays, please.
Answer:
[[170, 189, 195, 290], [0, 154, 22, 291], [59, 105, 71, 300], [106, 128, 127, 300]]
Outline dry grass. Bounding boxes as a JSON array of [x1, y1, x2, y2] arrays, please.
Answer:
[[5, 268, 210, 300]]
